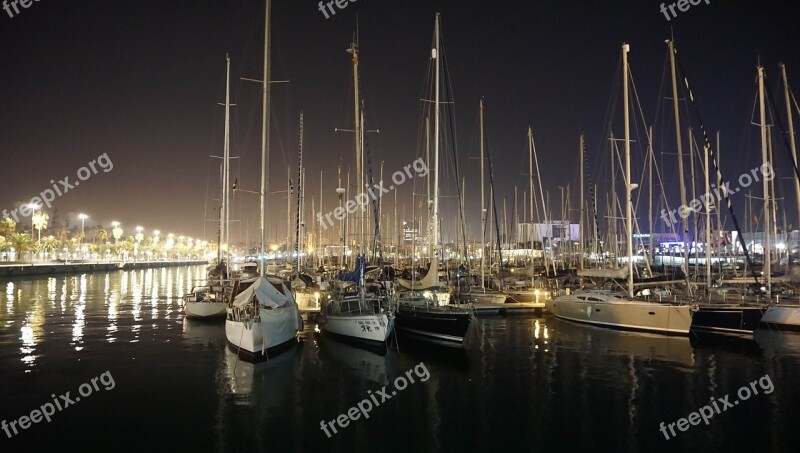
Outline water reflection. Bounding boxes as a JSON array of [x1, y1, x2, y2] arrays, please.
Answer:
[[0, 265, 208, 368]]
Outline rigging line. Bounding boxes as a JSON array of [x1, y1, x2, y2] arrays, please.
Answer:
[[765, 83, 800, 184], [673, 47, 759, 285], [441, 43, 468, 261], [485, 128, 503, 266], [584, 138, 603, 253]]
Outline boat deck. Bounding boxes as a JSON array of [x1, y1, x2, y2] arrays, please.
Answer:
[[448, 301, 546, 315]]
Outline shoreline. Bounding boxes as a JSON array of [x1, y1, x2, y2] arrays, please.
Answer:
[[0, 260, 208, 278]]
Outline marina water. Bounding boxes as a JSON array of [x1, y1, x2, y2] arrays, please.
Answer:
[[1, 265, 798, 452]]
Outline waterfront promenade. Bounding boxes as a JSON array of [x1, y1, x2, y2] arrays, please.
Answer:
[[0, 260, 207, 278]]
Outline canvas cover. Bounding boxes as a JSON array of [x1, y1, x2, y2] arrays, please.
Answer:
[[232, 275, 290, 309]]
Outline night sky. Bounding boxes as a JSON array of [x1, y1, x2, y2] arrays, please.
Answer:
[[1, 0, 798, 246]]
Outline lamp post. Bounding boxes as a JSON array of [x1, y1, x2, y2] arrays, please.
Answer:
[[27, 203, 39, 261], [135, 226, 144, 260], [78, 213, 88, 259]]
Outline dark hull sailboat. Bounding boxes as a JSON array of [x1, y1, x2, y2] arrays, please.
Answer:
[[690, 305, 765, 336], [395, 299, 472, 347]]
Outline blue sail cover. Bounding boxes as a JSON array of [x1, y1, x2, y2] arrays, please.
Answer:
[[338, 255, 365, 284]]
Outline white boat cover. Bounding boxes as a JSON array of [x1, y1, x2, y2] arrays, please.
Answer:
[[232, 276, 290, 309], [397, 256, 440, 290]]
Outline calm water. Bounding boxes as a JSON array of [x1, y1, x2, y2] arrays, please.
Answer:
[[1, 265, 798, 452]]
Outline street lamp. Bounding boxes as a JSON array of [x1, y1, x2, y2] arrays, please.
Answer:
[[135, 226, 144, 260], [111, 221, 122, 243], [78, 213, 88, 258], [27, 203, 39, 238]]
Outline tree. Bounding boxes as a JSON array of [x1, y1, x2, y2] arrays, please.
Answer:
[[0, 218, 16, 236], [94, 226, 109, 244], [9, 233, 34, 260], [37, 235, 60, 257]]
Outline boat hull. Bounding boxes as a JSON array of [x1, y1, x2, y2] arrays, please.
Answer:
[[760, 305, 800, 330], [184, 301, 227, 318], [545, 294, 693, 335], [225, 307, 301, 361], [395, 304, 472, 346], [318, 313, 394, 344], [691, 305, 765, 335]]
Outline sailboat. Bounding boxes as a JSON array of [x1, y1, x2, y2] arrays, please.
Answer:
[[452, 99, 508, 307], [659, 40, 764, 335], [545, 43, 695, 336], [317, 38, 396, 347], [394, 14, 473, 347], [225, 0, 303, 360], [183, 57, 235, 320], [760, 63, 800, 330]]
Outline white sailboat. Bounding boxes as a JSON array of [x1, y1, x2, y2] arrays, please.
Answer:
[[317, 38, 395, 346], [225, 0, 303, 359], [183, 55, 235, 320], [226, 275, 302, 359], [545, 43, 695, 336]]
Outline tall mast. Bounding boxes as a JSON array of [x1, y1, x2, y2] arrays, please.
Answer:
[[758, 65, 771, 296], [704, 142, 712, 293], [529, 125, 534, 264], [579, 133, 585, 270], [347, 40, 362, 255], [667, 39, 692, 295], [623, 43, 634, 298], [259, 0, 272, 274], [432, 13, 441, 260], [781, 64, 800, 238], [222, 54, 231, 264], [480, 99, 486, 288]]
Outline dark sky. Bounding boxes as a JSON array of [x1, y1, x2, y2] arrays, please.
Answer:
[[1, 0, 798, 245]]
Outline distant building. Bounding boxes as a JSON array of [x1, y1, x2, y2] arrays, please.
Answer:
[[517, 220, 579, 248]]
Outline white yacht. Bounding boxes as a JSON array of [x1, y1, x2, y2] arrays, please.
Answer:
[[225, 275, 303, 360]]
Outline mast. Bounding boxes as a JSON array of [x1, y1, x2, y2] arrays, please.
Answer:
[[704, 142, 712, 294], [623, 43, 634, 298], [480, 99, 486, 289], [758, 65, 771, 297], [259, 0, 272, 274], [579, 133, 585, 270], [222, 54, 231, 265], [432, 13, 441, 260], [295, 111, 304, 273], [667, 39, 692, 295], [529, 125, 534, 265], [347, 40, 362, 255]]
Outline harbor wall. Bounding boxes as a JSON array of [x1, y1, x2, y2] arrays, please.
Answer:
[[0, 260, 208, 278]]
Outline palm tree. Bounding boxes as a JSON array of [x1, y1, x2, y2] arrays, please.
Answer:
[[94, 226, 109, 244], [1, 218, 16, 236], [9, 233, 34, 261], [0, 235, 8, 261], [37, 235, 60, 258]]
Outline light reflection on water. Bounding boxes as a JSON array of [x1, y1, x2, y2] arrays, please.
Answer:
[[1, 265, 800, 452], [0, 265, 207, 367]]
